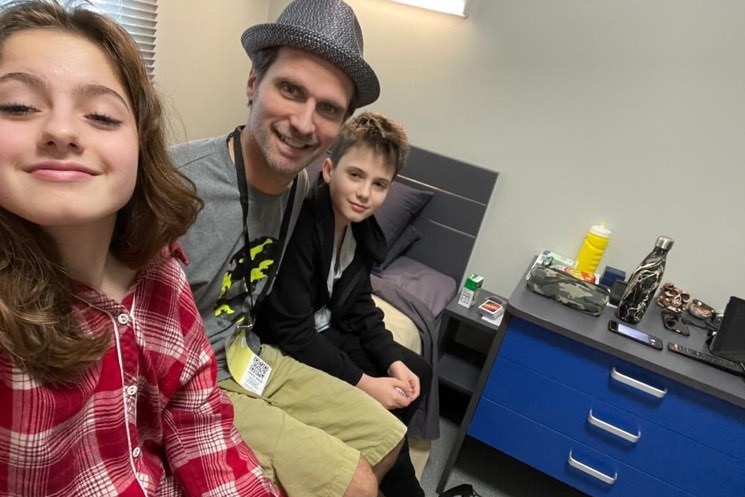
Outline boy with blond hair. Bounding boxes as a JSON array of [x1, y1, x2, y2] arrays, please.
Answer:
[[257, 112, 429, 497]]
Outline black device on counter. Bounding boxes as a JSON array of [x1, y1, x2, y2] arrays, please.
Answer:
[[609, 280, 628, 307], [668, 343, 745, 377], [608, 320, 663, 350], [709, 296, 745, 362]]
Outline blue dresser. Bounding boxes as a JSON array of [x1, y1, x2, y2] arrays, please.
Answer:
[[438, 269, 745, 496]]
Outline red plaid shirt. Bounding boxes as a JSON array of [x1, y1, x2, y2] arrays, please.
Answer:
[[0, 253, 282, 497]]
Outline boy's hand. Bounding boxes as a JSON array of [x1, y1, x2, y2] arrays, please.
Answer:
[[356, 374, 413, 409], [387, 360, 420, 401]]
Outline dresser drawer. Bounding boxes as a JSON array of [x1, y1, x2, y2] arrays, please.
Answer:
[[497, 317, 745, 461], [481, 357, 745, 497], [469, 397, 694, 497]]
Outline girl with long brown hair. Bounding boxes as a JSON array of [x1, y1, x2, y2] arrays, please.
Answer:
[[0, 1, 280, 495]]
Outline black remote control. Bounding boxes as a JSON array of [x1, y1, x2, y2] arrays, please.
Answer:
[[668, 343, 745, 376]]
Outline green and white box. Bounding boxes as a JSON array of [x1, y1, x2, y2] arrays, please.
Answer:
[[458, 274, 484, 308]]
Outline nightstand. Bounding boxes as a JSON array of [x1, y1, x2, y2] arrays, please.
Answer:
[[438, 291, 507, 397]]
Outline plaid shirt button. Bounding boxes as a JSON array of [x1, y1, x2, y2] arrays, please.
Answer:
[[126, 385, 138, 396], [117, 313, 130, 325], [132, 447, 141, 458]]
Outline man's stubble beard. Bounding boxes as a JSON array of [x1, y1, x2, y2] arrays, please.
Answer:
[[251, 119, 320, 181]]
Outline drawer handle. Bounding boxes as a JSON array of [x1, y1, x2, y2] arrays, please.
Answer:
[[587, 409, 641, 443], [610, 367, 667, 399], [567, 450, 618, 485]]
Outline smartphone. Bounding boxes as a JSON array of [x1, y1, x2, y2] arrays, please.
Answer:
[[608, 320, 663, 350]]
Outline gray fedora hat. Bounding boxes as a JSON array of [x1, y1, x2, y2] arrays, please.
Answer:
[[241, 0, 380, 108]]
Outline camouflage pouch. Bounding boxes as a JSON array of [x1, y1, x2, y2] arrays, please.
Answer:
[[526, 265, 610, 316]]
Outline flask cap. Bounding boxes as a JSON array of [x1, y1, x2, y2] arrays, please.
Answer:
[[590, 223, 611, 238], [655, 236, 674, 251]]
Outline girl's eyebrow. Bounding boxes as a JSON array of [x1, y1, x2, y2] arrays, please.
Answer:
[[0, 71, 46, 89], [0, 71, 130, 110], [73, 84, 131, 111]]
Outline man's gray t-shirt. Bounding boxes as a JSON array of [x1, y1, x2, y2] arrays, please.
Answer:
[[170, 134, 308, 381]]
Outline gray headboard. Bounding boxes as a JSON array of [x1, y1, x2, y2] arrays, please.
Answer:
[[395, 147, 497, 284], [305, 146, 498, 284]]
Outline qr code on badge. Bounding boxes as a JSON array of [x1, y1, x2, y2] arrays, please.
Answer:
[[249, 355, 269, 380], [239, 352, 272, 395]]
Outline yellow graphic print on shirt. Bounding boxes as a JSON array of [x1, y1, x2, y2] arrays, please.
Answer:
[[214, 236, 279, 326]]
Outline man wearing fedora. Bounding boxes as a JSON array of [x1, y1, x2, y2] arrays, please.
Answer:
[[171, 1, 425, 497]]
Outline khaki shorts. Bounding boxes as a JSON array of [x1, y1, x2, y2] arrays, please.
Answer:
[[220, 344, 406, 497]]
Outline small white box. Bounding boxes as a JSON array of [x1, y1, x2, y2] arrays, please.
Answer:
[[458, 274, 484, 308]]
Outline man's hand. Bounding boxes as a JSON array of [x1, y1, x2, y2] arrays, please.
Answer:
[[356, 374, 413, 409], [387, 360, 420, 401]]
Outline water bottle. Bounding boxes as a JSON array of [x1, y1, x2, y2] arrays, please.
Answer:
[[575, 223, 611, 273], [616, 236, 674, 324]]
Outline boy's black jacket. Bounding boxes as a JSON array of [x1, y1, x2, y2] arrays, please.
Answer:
[[255, 177, 402, 385]]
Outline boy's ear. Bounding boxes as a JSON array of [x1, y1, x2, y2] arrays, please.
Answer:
[[321, 158, 334, 183]]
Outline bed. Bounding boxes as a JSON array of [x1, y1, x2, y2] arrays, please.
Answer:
[[307, 146, 498, 475]]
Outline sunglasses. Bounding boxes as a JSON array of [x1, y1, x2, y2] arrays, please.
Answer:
[[661, 310, 691, 337]]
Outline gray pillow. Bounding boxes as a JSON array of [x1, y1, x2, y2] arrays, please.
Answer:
[[374, 224, 422, 274], [376, 182, 433, 249]]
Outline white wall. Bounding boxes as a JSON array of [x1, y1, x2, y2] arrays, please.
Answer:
[[159, 0, 745, 310], [155, 0, 270, 143]]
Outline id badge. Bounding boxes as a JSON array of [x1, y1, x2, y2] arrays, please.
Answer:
[[226, 326, 271, 396]]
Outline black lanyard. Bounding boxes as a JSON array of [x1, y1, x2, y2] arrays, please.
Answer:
[[231, 127, 297, 322]]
